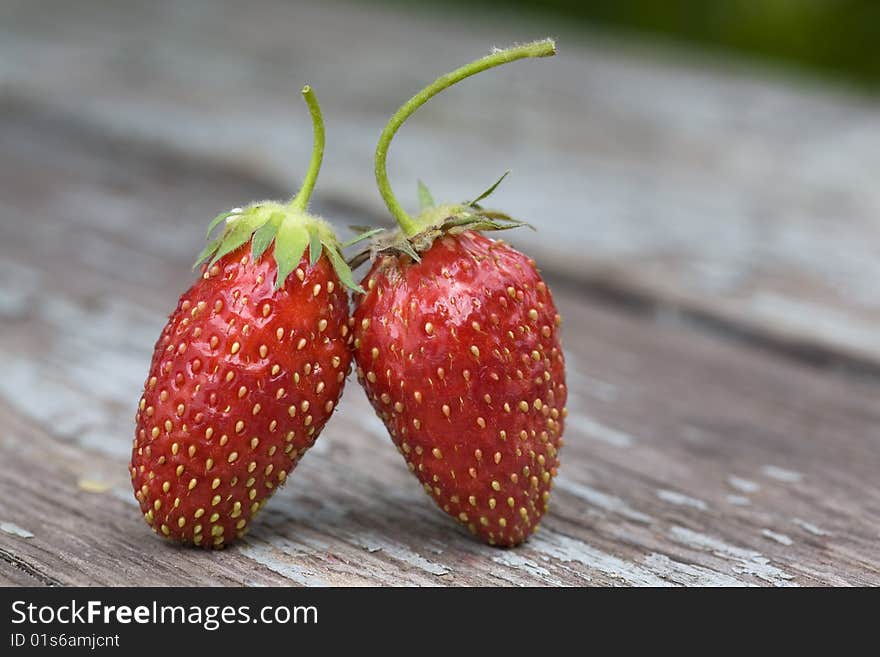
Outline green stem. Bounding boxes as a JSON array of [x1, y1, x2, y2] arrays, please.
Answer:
[[374, 38, 556, 237], [290, 85, 325, 211]]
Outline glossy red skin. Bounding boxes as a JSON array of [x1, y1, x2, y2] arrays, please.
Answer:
[[352, 231, 566, 546], [131, 244, 351, 548]]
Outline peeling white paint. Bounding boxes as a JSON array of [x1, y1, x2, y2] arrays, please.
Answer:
[[670, 526, 797, 586], [570, 415, 635, 448], [555, 477, 652, 523], [749, 294, 880, 361], [793, 518, 831, 537], [0, 522, 34, 538], [728, 476, 760, 493], [0, 356, 136, 461], [532, 532, 672, 586], [0, 292, 154, 461], [239, 539, 330, 586], [0, 261, 37, 319], [762, 466, 804, 483], [351, 532, 449, 577], [762, 529, 793, 546], [726, 495, 751, 506], [643, 553, 749, 587], [491, 551, 557, 584], [566, 362, 620, 403], [241, 494, 454, 584], [657, 489, 708, 511]]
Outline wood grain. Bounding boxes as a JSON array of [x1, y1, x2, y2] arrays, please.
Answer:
[[1, 104, 878, 586], [3, 0, 880, 370]]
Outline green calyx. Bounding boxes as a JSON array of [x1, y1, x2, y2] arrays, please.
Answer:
[[193, 85, 362, 293], [195, 202, 361, 292], [347, 175, 531, 269], [370, 38, 556, 253]]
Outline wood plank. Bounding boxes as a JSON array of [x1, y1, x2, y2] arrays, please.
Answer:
[[3, 0, 880, 370], [1, 106, 878, 585]]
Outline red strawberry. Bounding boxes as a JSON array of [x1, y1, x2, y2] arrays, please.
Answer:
[[353, 232, 565, 546], [130, 86, 360, 548], [351, 39, 565, 546]]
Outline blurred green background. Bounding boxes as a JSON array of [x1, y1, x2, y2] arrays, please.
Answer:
[[393, 0, 880, 90]]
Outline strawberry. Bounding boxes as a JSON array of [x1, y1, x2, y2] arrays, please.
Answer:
[[351, 40, 565, 546], [130, 86, 361, 548], [353, 232, 566, 547]]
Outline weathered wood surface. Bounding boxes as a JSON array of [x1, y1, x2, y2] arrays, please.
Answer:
[[1, 0, 879, 586], [4, 0, 880, 368]]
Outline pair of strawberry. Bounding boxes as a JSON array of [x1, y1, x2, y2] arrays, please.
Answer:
[[130, 40, 566, 549]]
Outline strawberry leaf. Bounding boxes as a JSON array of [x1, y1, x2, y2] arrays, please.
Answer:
[[208, 212, 265, 268], [341, 228, 384, 248], [205, 209, 238, 238], [417, 180, 435, 211], [273, 221, 309, 290], [251, 213, 282, 261], [442, 213, 532, 231], [307, 226, 322, 266], [466, 171, 510, 207], [325, 245, 364, 293], [193, 235, 223, 269], [396, 239, 421, 262], [480, 209, 518, 222]]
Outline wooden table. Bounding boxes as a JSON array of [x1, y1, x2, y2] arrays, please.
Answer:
[[1, 0, 878, 586]]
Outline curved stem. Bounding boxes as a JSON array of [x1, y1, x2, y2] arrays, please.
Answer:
[[290, 85, 325, 211], [375, 39, 556, 237]]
